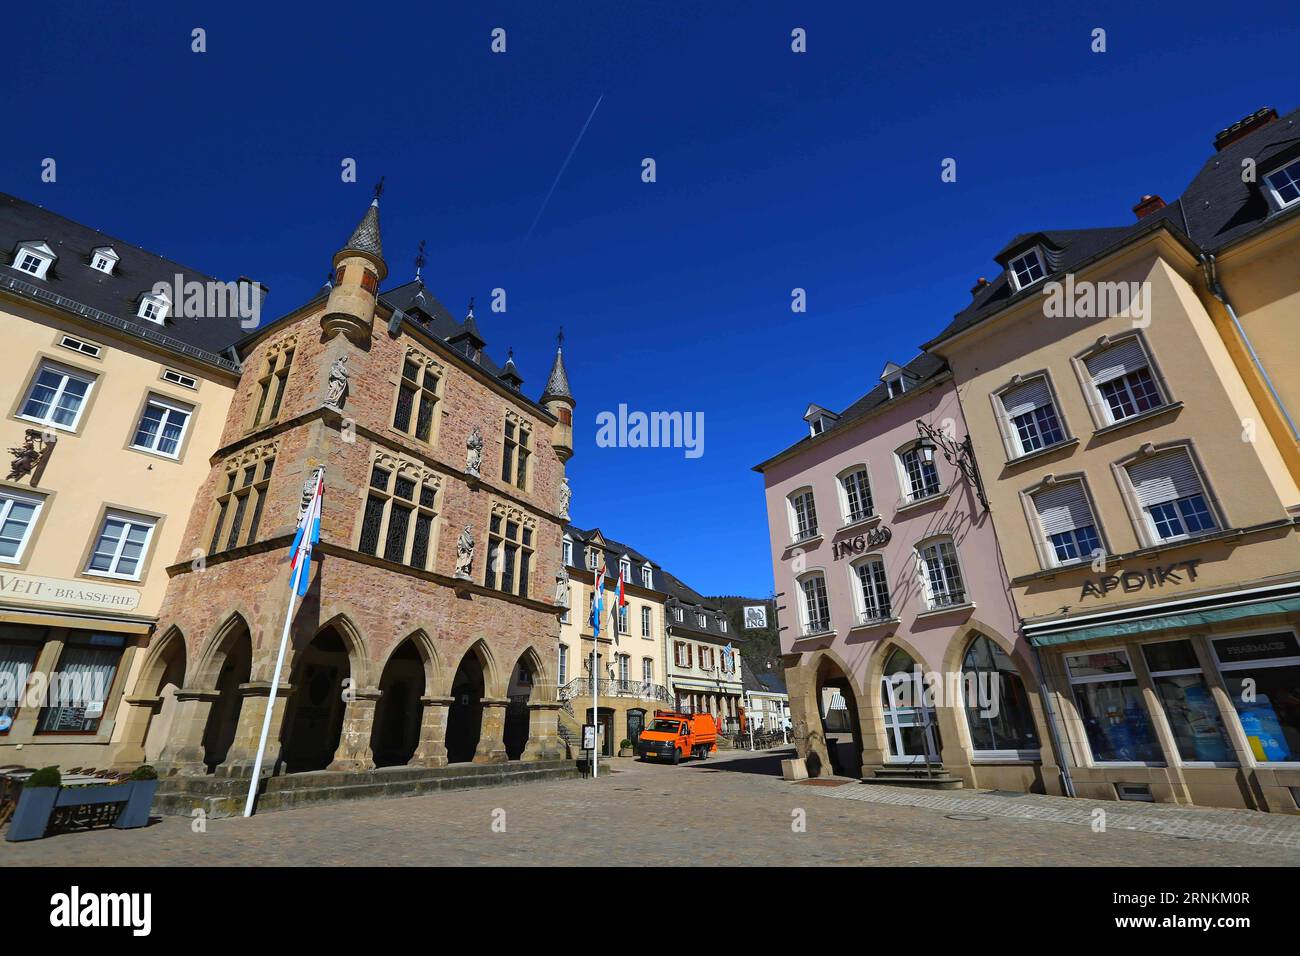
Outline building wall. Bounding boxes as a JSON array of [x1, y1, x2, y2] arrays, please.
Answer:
[[0, 295, 235, 768], [761, 374, 1039, 789]]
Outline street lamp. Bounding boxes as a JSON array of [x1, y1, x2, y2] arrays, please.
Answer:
[[915, 419, 989, 511]]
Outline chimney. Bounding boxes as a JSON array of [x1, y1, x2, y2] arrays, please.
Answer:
[[970, 277, 990, 297], [1132, 194, 1167, 220], [1213, 107, 1278, 152]]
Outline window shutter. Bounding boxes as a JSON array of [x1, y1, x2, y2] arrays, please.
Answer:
[[1034, 482, 1092, 536], [1085, 339, 1148, 385], [1127, 450, 1203, 507], [1001, 378, 1052, 418]]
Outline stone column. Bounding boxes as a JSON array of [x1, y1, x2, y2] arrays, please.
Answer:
[[473, 697, 509, 763], [409, 696, 452, 767], [330, 688, 381, 771], [155, 689, 219, 776], [109, 695, 160, 767], [521, 702, 564, 761], [217, 681, 294, 778]]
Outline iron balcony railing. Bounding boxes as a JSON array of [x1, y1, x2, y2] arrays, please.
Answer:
[[792, 525, 820, 543], [845, 508, 875, 524], [928, 589, 968, 610], [801, 617, 832, 637], [856, 607, 893, 626], [558, 677, 671, 704]]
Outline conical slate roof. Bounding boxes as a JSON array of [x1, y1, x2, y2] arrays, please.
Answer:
[[343, 199, 383, 259], [540, 347, 573, 405]]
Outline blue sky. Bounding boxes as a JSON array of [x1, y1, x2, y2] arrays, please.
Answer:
[[6, 2, 1297, 596]]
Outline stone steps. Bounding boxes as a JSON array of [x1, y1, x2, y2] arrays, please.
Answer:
[[863, 763, 965, 791], [155, 760, 580, 818]]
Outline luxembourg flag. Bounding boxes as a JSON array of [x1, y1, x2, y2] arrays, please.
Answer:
[[289, 468, 324, 596], [592, 559, 607, 639], [614, 566, 628, 645]]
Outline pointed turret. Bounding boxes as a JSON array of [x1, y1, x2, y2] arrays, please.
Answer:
[[541, 328, 575, 463], [447, 298, 486, 363], [321, 182, 389, 343]]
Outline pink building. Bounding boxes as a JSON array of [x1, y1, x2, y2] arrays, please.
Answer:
[[755, 356, 1061, 792]]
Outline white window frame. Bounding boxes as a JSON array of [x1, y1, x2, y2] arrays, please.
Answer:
[[90, 247, 119, 274], [640, 562, 653, 588], [10, 242, 55, 280], [1030, 479, 1104, 569], [1064, 647, 1166, 767], [998, 376, 1068, 457], [137, 291, 171, 324], [640, 605, 651, 638], [1122, 447, 1220, 546], [1008, 247, 1046, 291], [84, 511, 157, 581], [642, 657, 653, 683], [787, 487, 819, 542], [59, 335, 102, 359], [1209, 628, 1300, 768], [1264, 157, 1300, 210], [558, 644, 569, 686], [837, 465, 875, 525], [619, 556, 631, 582], [1083, 336, 1167, 427], [849, 554, 892, 625], [162, 369, 198, 390], [897, 443, 942, 503], [19, 360, 96, 432], [130, 393, 194, 459], [673, 607, 684, 623], [0, 489, 45, 564], [915, 537, 968, 611], [796, 570, 832, 636], [562, 535, 573, 567]]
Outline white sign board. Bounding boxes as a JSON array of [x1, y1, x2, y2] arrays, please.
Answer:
[[582, 723, 597, 751], [743, 605, 768, 629], [0, 570, 141, 613]]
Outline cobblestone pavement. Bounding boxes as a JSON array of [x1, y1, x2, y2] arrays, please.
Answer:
[[3, 749, 1299, 866]]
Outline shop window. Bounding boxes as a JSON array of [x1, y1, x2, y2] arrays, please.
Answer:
[[1211, 632, 1300, 763], [1140, 639, 1232, 762], [34, 633, 126, 735], [961, 634, 1039, 755], [0, 626, 43, 733], [1065, 649, 1162, 763]]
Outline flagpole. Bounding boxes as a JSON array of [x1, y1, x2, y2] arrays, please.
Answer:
[[242, 469, 319, 818]]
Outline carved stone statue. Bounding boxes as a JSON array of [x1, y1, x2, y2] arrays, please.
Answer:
[[465, 427, 484, 478], [554, 565, 571, 609], [324, 355, 349, 409], [297, 466, 324, 522], [558, 476, 571, 520], [454, 525, 475, 579]]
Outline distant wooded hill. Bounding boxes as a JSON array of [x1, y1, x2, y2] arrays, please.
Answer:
[[707, 595, 780, 676]]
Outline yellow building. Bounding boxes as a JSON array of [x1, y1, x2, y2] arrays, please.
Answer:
[[0, 193, 242, 770], [924, 106, 1300, 812], [557, 527, 672, 755]]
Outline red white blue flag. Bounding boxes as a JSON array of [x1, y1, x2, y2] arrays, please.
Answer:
[[289, 468, 323, 597], [592, 558, 607, 639]]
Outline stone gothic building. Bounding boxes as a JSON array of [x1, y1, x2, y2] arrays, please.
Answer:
[[138, 198, 577, 784]]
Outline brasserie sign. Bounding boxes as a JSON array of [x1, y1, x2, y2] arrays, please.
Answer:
[[831, 526, 893, 560], [1079, 558, 1201, 600]]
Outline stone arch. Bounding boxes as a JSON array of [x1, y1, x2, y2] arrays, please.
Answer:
[[503, 645, 549, 760], [444, 640, 498, 763], [370, 635, 431, 768], [802, 648, 865, 778], [941, 621, 1052, 761], [279, 619, 356, 773], [867, 636, 944, 767], [305, 609, 374, 689], [394, 627, 445, 698], [192, 611, 254, 690], [195, 613, 253, 772], [136, 626, 187, 765]]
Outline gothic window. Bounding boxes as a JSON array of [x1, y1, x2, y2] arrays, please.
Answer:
[[392, 351, 441, 444], [208, 448, 276, 554], [485, 503, 535, 598], [501, 414, 531, 490], [357, 458, 440, 571], [252, 339, 295, 428]]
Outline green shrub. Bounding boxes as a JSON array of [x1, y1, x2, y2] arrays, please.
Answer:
[[127, 765, 158, 781], [25, 766, 61, 788], [619, 739, 633, 749]]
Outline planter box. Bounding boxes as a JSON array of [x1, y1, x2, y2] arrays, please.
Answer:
[[5, 779, 158, 842]]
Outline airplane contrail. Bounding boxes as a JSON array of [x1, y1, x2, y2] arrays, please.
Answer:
[[515, 94, 604, 266]]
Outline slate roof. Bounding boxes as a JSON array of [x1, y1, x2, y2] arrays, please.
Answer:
[[754, 351, 948, 470], [343, 200, 383, 259], [0, 192, 244, 369], [924, 105, 1300, 350], [540, 347, 573, 405], [742, 668, 788, 695], [563, 523, 734, 641]]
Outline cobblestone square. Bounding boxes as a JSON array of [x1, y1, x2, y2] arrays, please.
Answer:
[[4, 750, 1299, 867]]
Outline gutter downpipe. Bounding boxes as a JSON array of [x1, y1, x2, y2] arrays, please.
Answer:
[[1201, 252, 1300, 442], [1030, 639, 1076, 798]]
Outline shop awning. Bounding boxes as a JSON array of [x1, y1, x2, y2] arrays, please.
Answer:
[[1028, 596, 1300, 647]]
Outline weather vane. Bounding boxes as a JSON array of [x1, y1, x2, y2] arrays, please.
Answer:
[[372, 176, 385, 200], [557, 326, 564, 349], [414, 239, 426, 281]]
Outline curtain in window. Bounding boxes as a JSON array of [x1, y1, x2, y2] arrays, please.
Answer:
[[36, 644, 121, 733], [0, 640, 39, 726]]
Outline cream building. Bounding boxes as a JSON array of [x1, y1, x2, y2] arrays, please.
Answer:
[[0, 192, 243, 770], [923, 106, 1300, 812], [558, 526, 671, 755]]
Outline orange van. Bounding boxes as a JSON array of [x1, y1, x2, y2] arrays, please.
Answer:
[[637, 710, 718, 763]]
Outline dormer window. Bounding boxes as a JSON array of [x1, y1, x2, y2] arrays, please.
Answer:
[[1008, 248, 1046, 291], [641, 562, 653, 588], [10, 241, 55, 280], [90, 247, 119, 275], [619, 556, 631, 582], [587, 548, 600, 571], [803, 403, 840, 438], [886, 375, 906, 398], [1264, 157, 1300, 210], [138, 291, 170, 324]]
